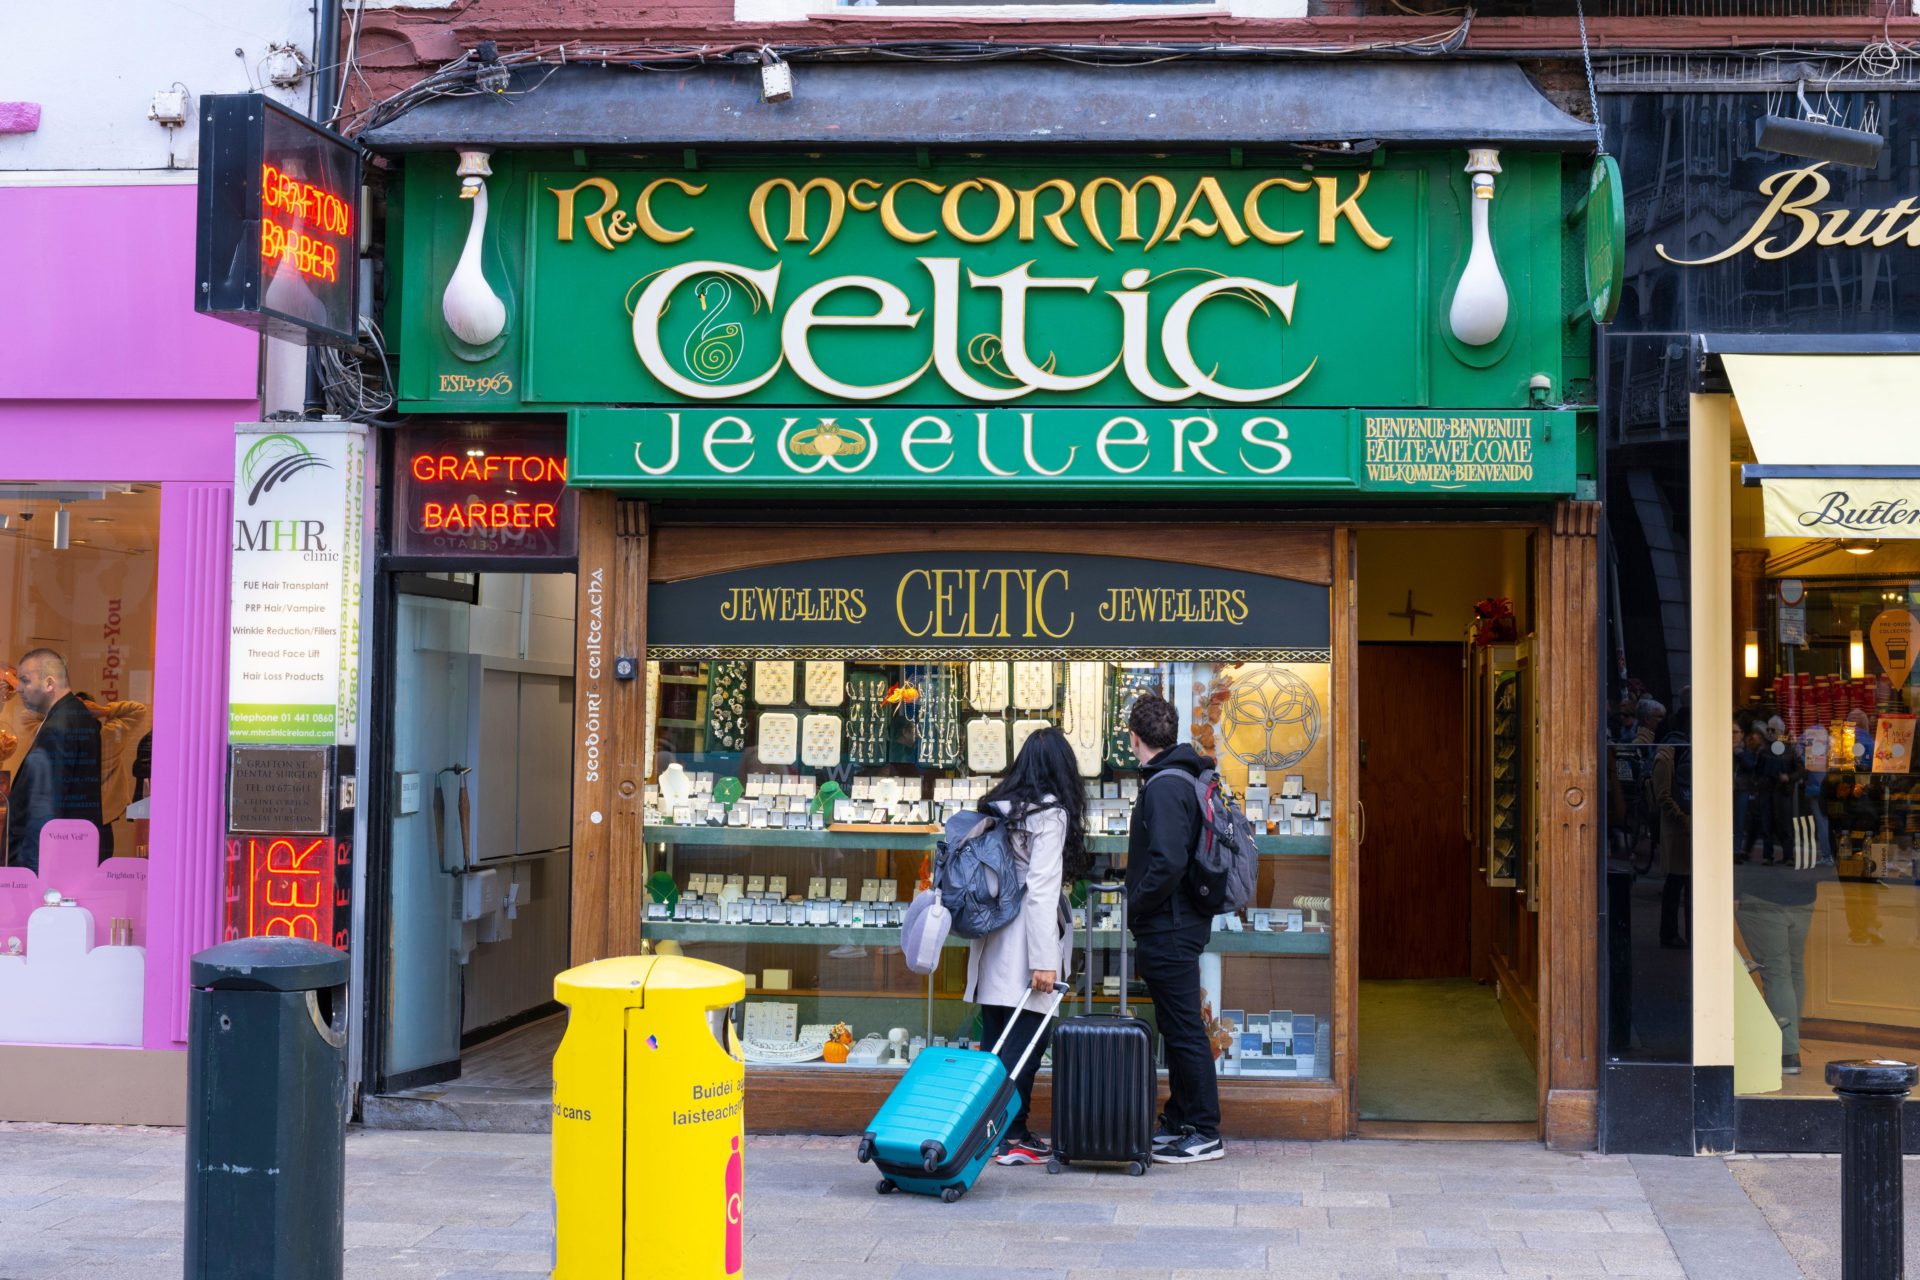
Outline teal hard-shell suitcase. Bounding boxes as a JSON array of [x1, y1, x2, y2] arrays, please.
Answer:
[[857, 990, 1059, 1202]]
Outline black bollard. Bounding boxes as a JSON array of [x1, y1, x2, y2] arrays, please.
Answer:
[[185, 937, 350, 1280], [1825, 1058, 1917, 1280]]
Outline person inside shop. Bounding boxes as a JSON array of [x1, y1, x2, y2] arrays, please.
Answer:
[[1734, 821, 1827, 1079], [964, 726, 1086, 1168], [69, 691, 152, 859], [3, 649, 103, 874], [1650, 708, 1691, 950], [1126, 692, 1225, 1165]]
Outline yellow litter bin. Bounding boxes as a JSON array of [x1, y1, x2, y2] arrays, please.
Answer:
[[552, 955, 747, 1279]]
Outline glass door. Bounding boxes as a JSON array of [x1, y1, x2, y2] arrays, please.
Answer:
[[382, 587, 475, 1088]]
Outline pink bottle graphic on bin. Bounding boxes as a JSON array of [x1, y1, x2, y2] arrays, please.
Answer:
[[725, 1135, 744, 1274]]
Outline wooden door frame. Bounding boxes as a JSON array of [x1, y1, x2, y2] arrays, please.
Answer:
[[567, 508, 1599, 1146], [1343, 510, 1600, 1149]]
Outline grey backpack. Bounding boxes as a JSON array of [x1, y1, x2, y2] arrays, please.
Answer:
[[931, 810, 1028, 940]]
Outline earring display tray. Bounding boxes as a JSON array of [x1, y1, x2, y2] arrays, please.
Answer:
[[705, 660, 749, 751], [754, 660, 796, 706], [845, 670, 891, 765], [1012, 662, 1056, 712], [1012, 718, 1052, 759], [966, 717, 1009, 773], [804, 660, 845, 708], [1064, 661, 1105, 778], [801, 713, 843, 769], [968, 662, 1010, 714], [759, 712, 799, 766]]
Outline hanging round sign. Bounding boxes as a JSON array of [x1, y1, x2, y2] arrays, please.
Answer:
[[1584, 155, 1625, 326]]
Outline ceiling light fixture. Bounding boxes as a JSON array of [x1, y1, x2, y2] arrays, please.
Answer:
[[1843, 539, 1881, 556]]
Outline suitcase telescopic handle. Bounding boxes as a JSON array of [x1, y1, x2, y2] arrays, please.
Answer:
[[1084, 879, 1129, 1018], [987, 987, 1065, 1082]]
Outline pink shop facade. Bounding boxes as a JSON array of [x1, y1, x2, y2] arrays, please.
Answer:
[[0, 177, 255, 1122]]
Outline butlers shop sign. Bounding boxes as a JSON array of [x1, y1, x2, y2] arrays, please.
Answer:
[[395, 154, 1583, 496]]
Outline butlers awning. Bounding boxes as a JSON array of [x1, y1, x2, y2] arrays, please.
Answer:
[[1724, 354, 1920, 539]]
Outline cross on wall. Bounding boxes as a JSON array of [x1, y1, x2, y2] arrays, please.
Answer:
[[1388, 590, 1433, 637]]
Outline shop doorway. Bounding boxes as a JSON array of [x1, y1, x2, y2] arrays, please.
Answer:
[[1354, 530, 1538, 1128], [370, 572, 577, 1109]]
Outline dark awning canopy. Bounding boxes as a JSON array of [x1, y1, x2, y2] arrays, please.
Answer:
[[360, 60, 1593, 153]]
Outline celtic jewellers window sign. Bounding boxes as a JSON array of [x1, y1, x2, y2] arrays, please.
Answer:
[[647, 552, 1330, 661], [397, 153, 1584, 496], [571, 406, 1573, 496]]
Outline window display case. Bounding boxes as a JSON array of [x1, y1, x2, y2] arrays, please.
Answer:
[[1470, 640, 1534, 901], [642, 655, 1334, 1079]]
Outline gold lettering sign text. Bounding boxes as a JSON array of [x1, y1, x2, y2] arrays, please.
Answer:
[[1657, 163, 1920, 265], [550, 172, 1392, 257]]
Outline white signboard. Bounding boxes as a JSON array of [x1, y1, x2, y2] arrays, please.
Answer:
[[1763, 481, 1920, 539], [229, 426, 368, 746]]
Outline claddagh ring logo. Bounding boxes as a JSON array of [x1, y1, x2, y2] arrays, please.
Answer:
[[240, 434, 332, 508]]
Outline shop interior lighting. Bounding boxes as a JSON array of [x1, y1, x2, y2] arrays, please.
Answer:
[[1756, 80, 1884, 169], [52, 505, 69, 551], [1851, 629, 1867, 679], [1843, 539, 1881, 556], [0, 515, 10, 531], [1744, 630, 1760, 679]]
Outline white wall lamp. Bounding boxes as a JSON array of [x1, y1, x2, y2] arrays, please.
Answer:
[[1448, 148, 1510, 348], [1744, 630, 1761, 680], [442, 150, 508, 347], [1851, 629, 1868, 679]]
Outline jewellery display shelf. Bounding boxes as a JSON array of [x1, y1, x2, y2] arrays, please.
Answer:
[[1469, 640, 1532, 895], [642, 827, 1331, 958]]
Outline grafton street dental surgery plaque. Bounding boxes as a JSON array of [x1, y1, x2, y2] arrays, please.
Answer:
[[646, 552, 1331, 660], [228, 746, 332, 834], [229, 429, 367, 746], [569, 408, 1573, 497]]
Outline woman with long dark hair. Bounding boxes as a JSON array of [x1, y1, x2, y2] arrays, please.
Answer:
[[965, 725, 1091, 1166]]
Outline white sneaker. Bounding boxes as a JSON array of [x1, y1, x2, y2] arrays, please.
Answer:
[[1152, 1132, 1224, 1164]]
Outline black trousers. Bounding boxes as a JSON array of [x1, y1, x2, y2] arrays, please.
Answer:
[[1134, 922, 1221, 1140], [979, 1001, 1052, 1137]]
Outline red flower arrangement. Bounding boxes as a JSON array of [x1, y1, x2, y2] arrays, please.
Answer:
[[1471, 597, 1518, 647]]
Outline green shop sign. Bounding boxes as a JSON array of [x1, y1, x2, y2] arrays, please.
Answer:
[[569, 406, 1574, 496], [395, 151, 1588, 495]]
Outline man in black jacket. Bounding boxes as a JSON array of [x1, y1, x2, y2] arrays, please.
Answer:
[[5, 650, 103, 874], [1125, 693, 1224, 1163]]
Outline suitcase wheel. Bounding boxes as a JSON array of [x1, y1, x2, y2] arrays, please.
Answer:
[[940, 1186, 964, 1204], [875, 1179, 896, 1195], [856, 1136, 874, 1164], [920, 1140, 946, 1173], [1127, 1160, 1148, 1177], [1045, 1157, 1063, 1175]]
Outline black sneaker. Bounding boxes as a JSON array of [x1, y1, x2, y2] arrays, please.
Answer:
[[1153, 1131, 1224, 1164], [994, 1132, 1052, 1166], [1152, 1115, 1186, 1148], [1782, 1054, 1802, 1075]]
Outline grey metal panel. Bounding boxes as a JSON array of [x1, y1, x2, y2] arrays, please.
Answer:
[[361, 61, 1593, 152]]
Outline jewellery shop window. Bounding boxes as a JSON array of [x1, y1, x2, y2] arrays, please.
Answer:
[[640, 552, 1334, 1080], [1729, 470, 1920, 1097], [0, 483, 160, 1048]]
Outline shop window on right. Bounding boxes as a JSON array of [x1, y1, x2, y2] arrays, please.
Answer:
[[1729, 425, 1920, 1097]]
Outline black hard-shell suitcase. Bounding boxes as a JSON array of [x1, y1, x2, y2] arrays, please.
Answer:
[[1048, 880, 1156, 1176]]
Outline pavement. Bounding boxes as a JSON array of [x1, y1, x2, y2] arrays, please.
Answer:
[[0, 1122, 1906, 1279]]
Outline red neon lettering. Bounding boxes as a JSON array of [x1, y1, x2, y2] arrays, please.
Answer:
[[411, 454, 435, 481], [260, 216, 340, 283], [261, 163, 353, 237]]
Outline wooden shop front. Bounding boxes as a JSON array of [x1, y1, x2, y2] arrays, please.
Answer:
[[385, 141, 1606, 1145]]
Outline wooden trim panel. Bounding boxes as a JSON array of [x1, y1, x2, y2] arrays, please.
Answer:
[[649, 523, 1334, 586], [1332, 527, 1359, 1135], [746, 1071, 1345, 1140], [1536, 500, 1601, 1151]]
